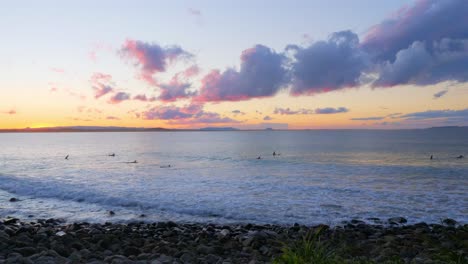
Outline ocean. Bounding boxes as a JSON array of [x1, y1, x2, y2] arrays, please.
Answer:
[[0, 130, 467, 225]]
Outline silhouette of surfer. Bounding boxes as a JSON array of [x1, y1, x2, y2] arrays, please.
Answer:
[[65, 155, 69, 160], [456, 155, 464, 159], [160, 165, 171, 168], [125, 160, 138, 163], [273, 151, 276, 156], [430, 155, 433, 160], [257, 156, 261, 160], [108, 153, 116, 157]]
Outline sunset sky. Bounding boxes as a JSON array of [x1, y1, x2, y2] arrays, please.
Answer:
[[1, 0, 467, 129]]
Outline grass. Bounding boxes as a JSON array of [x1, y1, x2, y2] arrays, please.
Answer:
[[272, 226, 405, 264], [273, 226, 339, 264]]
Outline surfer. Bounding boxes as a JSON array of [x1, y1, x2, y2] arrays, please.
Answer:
[[109, 153, 116, 157], [273, 151, 276, 156], [456, 155, 464, 159], [65, 155, 69, 160], [125, 160, 138, 163], [430, 155, 433, 160], [160, 165, 171, 168], [257, 156, 261, 160]]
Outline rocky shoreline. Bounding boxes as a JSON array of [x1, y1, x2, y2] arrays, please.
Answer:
[[0, 217, 466, 263]]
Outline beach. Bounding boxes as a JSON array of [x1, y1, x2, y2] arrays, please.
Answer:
[[1, 217, 467, 263]]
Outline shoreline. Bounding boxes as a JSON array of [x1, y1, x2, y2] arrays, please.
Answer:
[[1, 217, 466, 263]]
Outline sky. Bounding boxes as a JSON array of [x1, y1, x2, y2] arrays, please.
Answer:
[[1, 0, 467, 129]]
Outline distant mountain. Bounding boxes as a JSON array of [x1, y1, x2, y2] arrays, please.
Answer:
[[199, 127, 240, 131], [0, 126, 168, 133]]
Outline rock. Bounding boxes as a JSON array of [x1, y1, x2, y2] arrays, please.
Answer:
[[204, 254, 220, 263], [166, 221, 177, 228], [68, 251, 82, 262], [123, 246, 141, 256], [180, 252, 195, 263], [388, 217, 407, 224], [197, 245, 215, 255], [13, 247, 36, 257], [55, 231, 66, 236], [3, 217, 19, 225], [104, 254, 130, 263], [0, 230, 10, 240], [442, 218, 457, 226], [155, 254, 173, 264]]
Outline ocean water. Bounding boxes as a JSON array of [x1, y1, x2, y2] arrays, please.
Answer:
[[0, 130, 467, 225]]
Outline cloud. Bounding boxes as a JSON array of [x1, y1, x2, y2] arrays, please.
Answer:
[[399, 108, 468, 120], [143, 104, 202, 120], [373, 39, 468, 86], [188, 8, 201, 16], [94, 85, 114, 99], [362, 0, 468, 87], [3, 109, 16, 115], [90, 72, 114, 99], [290, 31, 370, 95], [196, 45, 288, 102], [50, 67, 65, 73], [350, 116, 385, 121], [363, 0, 468, 61], [119, 39, 192, 85], [263, 116, 273, 121], [374, 121, 401, 126], [232, 110, 245, 115], [273, 107, 314, 115], [143, 103, 239, 125], [433, 90, 448, 99], [387, 113, 402, 119], [108, 92, 131, 104], [159, 73, 197, 102], [315, 107, 349, 114], [106, 116, 120, 120], [133, 94, 157, 102]]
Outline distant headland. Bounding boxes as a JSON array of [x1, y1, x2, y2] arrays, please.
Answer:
[[0, 125, 466, 133]]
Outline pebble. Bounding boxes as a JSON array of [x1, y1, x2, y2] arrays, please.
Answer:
[[0, 217, 465, 263]]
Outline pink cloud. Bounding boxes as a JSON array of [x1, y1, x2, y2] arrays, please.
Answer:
[[119, 39, 192, 85], [90, 72, 114, 99], [159, 74, 197, 102], [108, 92, 131, 104], [133, 94, 157, 102], [50, 67, 65, 73], [142, 103, 238, 125]]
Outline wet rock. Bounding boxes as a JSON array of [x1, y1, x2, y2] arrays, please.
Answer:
[[442, 218, 457, 226], [388, 217, 407, 224], [3, 217, 19, 225]]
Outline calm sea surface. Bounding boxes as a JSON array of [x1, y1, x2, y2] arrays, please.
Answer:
[[0, 130, 467, 225]]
